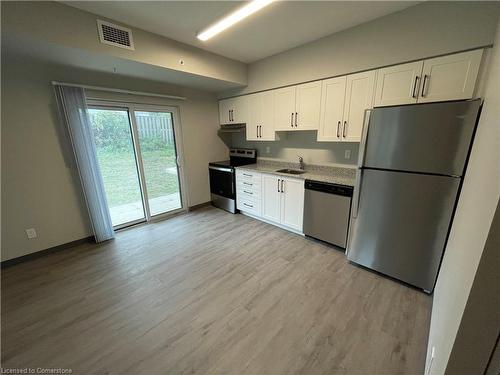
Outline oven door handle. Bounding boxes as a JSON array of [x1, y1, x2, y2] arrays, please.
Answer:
[[209, 166, 233, 173]]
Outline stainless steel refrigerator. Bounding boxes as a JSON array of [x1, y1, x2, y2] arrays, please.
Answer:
[[347, 100, 481, 293]]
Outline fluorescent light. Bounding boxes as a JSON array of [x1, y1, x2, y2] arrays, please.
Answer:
[[197, 0, 274, 41]]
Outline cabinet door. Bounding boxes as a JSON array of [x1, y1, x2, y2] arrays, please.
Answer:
[[232, 96, 248, 124], [246, 93, 260, 141], [318, 76, 346, 142], [260, 90, 276, 141], [219, 99, 232, 124], [274, 86, 296, 131], [374, 61, 423, 107], [295, 81, 321, 130], [342, 70, 376, 142], [262, 174, 282, 223], [418, 49, 483, 103], [280, 177, 304, 232]]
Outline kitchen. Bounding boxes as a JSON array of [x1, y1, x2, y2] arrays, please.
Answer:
[[2, 1, 499, 374], [210, 48, 484, 293]]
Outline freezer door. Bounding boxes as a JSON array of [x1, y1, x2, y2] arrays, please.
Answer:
[[364, 100, 480, 176], [347, 169, 460, 291]]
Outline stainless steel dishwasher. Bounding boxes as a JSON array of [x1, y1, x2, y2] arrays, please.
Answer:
[[303, 180, 353, 249]]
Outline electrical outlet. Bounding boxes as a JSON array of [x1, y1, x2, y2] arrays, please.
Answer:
[[26, 228, 37, 239], [344, 149, 351, 159]]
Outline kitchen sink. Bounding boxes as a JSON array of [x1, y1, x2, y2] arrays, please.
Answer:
[[275, 168, 306, 175]]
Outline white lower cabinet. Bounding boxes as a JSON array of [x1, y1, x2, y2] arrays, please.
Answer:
[[261, 174, 282, 223], [262, 173, 304, 232], [236, 170, 305, 233], [236, 170, 262, 217], [280, 177, 305, 231]]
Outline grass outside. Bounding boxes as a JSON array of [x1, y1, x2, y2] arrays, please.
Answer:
[[97, 146, 180, 207]]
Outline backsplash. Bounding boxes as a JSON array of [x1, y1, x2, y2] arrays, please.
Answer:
[[230, 130, 359, 167]]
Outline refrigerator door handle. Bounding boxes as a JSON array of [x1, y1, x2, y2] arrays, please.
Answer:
[[351, 169, 363, 219], [357, 109, 372, 168]]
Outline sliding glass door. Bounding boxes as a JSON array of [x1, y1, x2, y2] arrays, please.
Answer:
[[88, 103, 185, 228], [134, 111, 182, 216]]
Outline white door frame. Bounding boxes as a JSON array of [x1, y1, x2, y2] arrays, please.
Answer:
[[87, 100, 188, 228]]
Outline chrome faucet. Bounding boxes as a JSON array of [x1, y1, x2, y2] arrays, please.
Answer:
[[298, 155, 305, 170]]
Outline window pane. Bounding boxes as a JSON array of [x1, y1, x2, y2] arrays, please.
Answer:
[[135, 111, 182, 215], [89, 108, 145, 226]]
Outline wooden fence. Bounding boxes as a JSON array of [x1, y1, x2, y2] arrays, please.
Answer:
[[135, 114, 174, 144]]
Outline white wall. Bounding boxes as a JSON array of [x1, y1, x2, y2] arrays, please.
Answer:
[[222, 1, 500, 97], [1, 54, 227, 261], [230, 131, 358, 167], [425, 18, 500, 375]]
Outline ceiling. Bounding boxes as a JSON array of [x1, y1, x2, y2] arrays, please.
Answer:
[[63, 1, 419, 63]]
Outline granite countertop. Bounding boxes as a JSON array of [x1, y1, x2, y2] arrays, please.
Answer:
[[236, 160, 357, 187]]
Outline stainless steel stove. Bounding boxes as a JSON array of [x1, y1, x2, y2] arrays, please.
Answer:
[[208, 148, 256, 213]]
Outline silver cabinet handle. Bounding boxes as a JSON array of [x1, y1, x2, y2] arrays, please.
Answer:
[[337, 121, 341, 138], [256, 125, 259, 138], [243, 202, 253, 208], [243, 182, 252, 186], [259, 125, 262, 138], [295, 112, 298, 127], [421, 75, 428, 97], [343, 121, 347, 138], [290, 113, 294, 127], [280, 179, 284, 193], [243, 173, 252, 177], [412, 76, 420, 98], [243, 190, 253, 194], [277, 178, 280, 192], [209, 166, 232, 172]]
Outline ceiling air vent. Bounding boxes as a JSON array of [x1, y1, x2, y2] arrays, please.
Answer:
[[97, 20, 134, 50]]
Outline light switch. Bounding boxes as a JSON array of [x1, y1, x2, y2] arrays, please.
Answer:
[[26, 228, 37, 239], [344, 149, 351, 159]]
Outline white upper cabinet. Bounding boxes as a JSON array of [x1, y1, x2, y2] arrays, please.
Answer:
[[218, 96, 248, 125], [218, 99, 232, 124], [374, 49, 483, 107], [418, 49, 483, 103], [259, 91, 276, 140], [318, 70, 375, 143], [274, 86, 296, 131], [247, 93, 260, 140], [342, 70, 376, 142], [274, 82, 321, 131], [247, 91, 275, 141], [295, 81, 322, 130], [318, 76, 346, 141], [374, 61, 423, 107]]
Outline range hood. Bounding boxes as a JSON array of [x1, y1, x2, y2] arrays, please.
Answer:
[[218, 123, 246, 134]]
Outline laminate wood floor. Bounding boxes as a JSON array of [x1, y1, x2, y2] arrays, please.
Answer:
[[2, 207, 431, 375]]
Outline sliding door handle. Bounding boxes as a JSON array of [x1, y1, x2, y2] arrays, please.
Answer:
[[412, 76, 420, 98], [421, 75, 428, 97]]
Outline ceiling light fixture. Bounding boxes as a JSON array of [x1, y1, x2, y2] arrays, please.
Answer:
[[197, 0, 274, 41]]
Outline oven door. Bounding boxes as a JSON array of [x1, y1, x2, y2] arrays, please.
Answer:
[[209, 166, 235, 199]]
